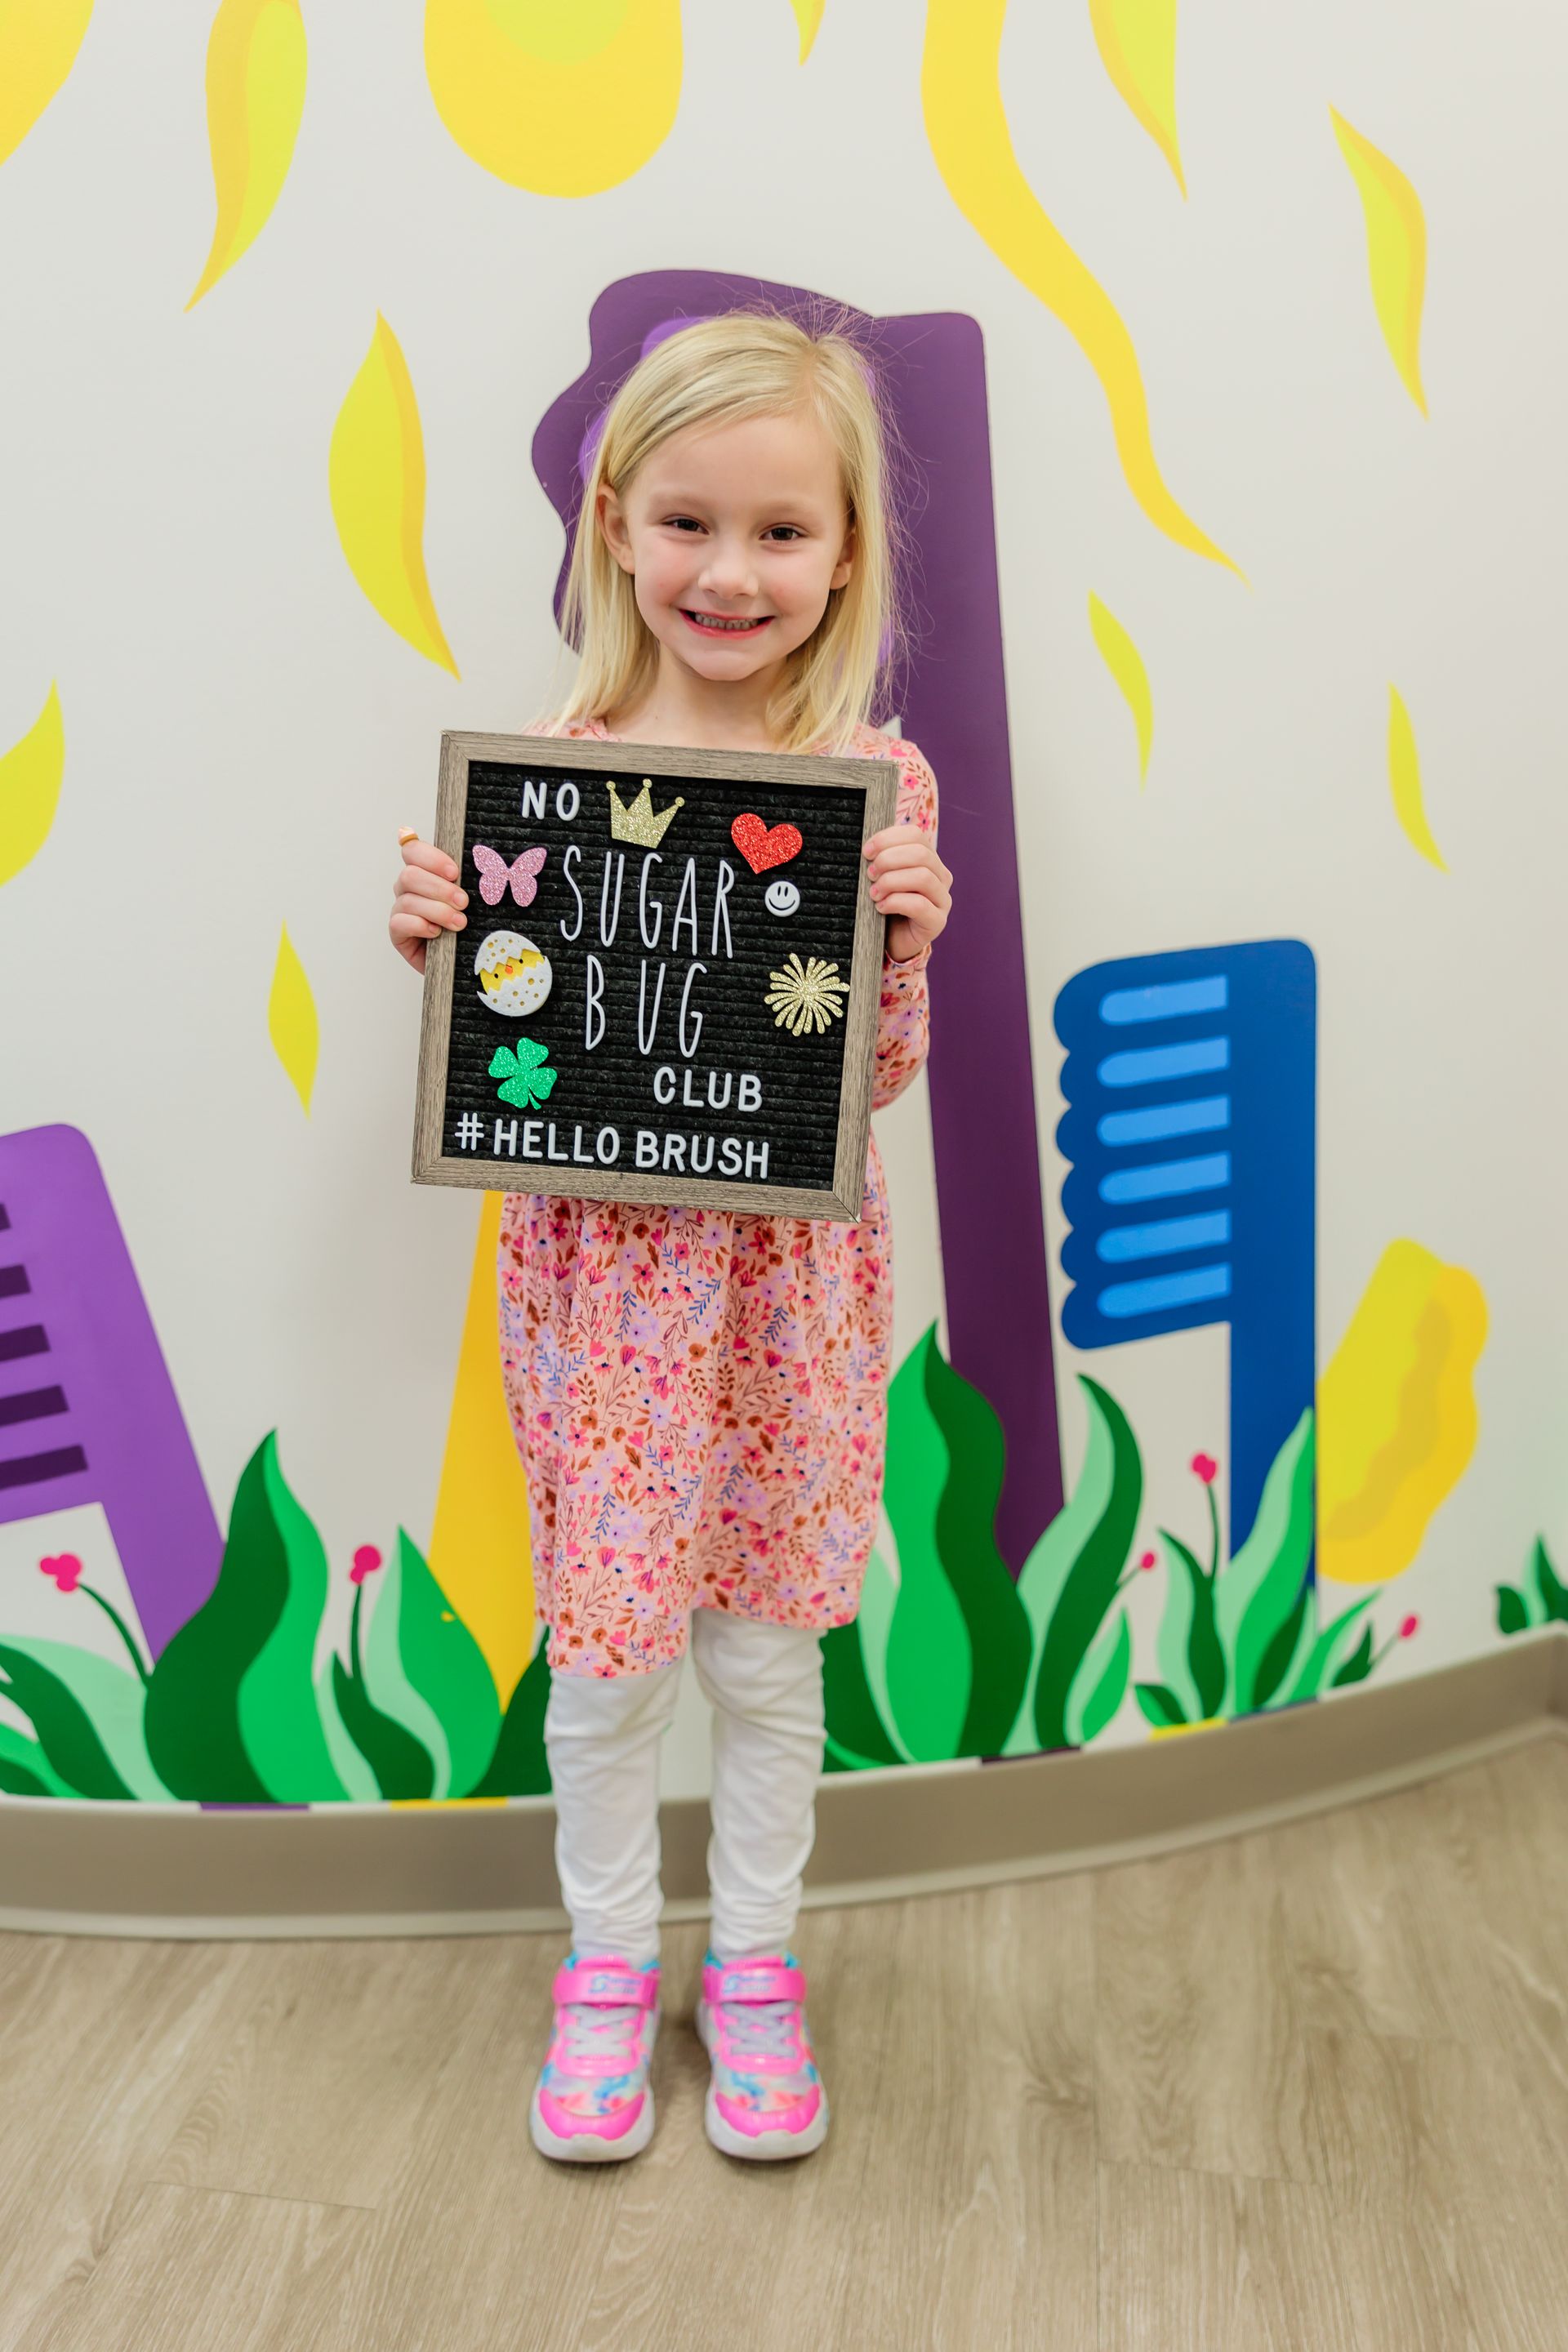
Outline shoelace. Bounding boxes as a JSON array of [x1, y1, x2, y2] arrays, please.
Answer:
[[716, 1998, 802, 2067], [555, 2000, 644, 2078]]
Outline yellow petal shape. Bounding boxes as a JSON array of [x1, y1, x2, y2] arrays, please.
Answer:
[[922, 0, 1237, 575], [427, 1191, 537, 1704], [0, 683, 64, 888], [0, 0, 94, 170], [1088, 593, 1153, 781], [1318, 1241, 1487, 1586], [1089, 0, 1183, 194], [267, 922, 318, 1114], [328, 315, 460, 676], [425, 0, 681, 196], [186, 0, 306, 310], [1330, 107, 1428, 416], [789, 0, 824, 60], [1387, 684, 1445, 870]]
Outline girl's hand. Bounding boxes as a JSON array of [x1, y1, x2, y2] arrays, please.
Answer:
[[390, 836, 467, 974], [862, 822, 952, 964]]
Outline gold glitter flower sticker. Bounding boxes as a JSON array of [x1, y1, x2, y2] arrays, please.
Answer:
[[764, 953, 849, 1038]]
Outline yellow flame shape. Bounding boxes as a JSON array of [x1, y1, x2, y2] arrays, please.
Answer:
[[922, 0, 1236, 574], [1319, 1241, 1486, 1585], [1387, 684, 1445, 870], [1088, 593, 1153, 782], [427, 1191, 537, 1703], [1330, 107, 1428, 416], [425, 0, 681, 195], [267, 923, 318, 1114], [0, 684, 64, 889], [789, 0, 824, 60], [329, 316, 459, 676], [1089, 0, 1183, 194], [186, 0, 306, 310], [0, 0, 94, 170]]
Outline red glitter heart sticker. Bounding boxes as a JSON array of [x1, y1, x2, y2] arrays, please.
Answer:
[[730, 813, 803, 874]]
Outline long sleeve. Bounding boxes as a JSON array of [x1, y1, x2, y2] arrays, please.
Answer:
[[870, 739, 939, 1112]]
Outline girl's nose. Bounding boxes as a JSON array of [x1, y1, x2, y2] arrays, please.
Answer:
[[698, 539, 758, 600]]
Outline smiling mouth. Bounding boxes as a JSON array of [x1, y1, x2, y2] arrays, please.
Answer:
[[681, 610, 772, 635]]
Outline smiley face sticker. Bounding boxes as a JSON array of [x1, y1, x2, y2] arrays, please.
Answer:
[[764, 878, 801, 917]]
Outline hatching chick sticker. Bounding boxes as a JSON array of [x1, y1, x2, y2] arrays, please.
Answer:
[[474, 930, 553, 1017]]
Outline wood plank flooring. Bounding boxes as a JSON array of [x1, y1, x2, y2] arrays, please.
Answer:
[[2, 1737, 1565, 2350]]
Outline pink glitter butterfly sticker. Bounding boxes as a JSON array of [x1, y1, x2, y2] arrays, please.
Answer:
[[472, 843, 546, 907]]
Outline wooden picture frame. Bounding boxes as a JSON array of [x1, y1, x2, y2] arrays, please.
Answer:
[[412, 732, 900, 1220]]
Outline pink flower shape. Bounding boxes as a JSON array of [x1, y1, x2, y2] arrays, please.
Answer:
[[1138, 1550, 1157, 1571], [1400, 1613, 1420, 1640], [350, 1544, 384, 1585], [39, 1552, 84, 1592], [1191, 1453, 1219, 1486]]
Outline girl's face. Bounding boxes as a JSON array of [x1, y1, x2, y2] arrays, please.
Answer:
[[597, 407, 856, 691]]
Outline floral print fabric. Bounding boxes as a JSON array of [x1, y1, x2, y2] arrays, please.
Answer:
[[498, 719, 938, 1677]]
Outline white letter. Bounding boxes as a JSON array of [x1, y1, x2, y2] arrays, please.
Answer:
[[671, 857, 700, 954], [584, 954, 605, 1051], [710, 859, 735, 958], [690, 1134, 715, 1174], [737, 1072, 761, 1111], [522, 1120, 543, 1158], [707, 1070, 733, 1109], [595, 1125, 619, 1165], [744, 1139, 769, 1178], [599, 851, 626, 947], [663, 1134, 687, 1171], [520, 778, 547, 822], [559, 844, 583, 941], [637, 960, 666, 1055], [572, 1125, 595, 1165], [653, 1064, 676, 1106], [555, 781, 579, 822], [639, 853, 664, 948], [635, 1129, 660, 1168], [493, 1118, 518, 1156], [719, 1137, 742, 1174], [546, 1123, 569, 1162], [678, 960, 706, 1058]]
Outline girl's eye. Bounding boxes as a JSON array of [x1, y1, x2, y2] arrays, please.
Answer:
[[765, 526, 804, 542], [664, 516, 704, 532]]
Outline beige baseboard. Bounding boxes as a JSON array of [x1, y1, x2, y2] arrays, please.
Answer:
[[1, 1631, 1562, 1940]]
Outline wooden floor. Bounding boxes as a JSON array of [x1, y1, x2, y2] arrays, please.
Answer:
[[2, 1738, 1566, 2351]]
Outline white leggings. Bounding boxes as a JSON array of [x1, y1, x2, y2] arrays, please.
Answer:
[[543, 1610, 826, 1966]]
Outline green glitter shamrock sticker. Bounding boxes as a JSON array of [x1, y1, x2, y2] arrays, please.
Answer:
[[488, 1037, 557, 1109]]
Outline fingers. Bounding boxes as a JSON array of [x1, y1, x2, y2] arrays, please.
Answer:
[[401, 837, 461, 884]]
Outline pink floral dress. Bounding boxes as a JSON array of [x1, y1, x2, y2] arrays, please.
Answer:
[[498, 719, 938, 1677]]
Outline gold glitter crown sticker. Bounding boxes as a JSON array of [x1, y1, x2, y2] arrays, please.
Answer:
[[605, 777, 684, 849]]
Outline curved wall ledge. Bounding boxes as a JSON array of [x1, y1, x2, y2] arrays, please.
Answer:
[[2, 1633, 1563, 1940]]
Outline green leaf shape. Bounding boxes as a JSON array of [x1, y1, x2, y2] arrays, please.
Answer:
[[0, 1633, 172, 1798], [359, 1541, 453, 1795], [1160, 1530, 1227, 1720], [491, 1036, 556, 1110], [237, 1441, 352, 1802], [882, 1333, 973, 1761], [314, 1663, 381, 1801], [1066, 1607, 1131, 1746], [854, 1549, 911, 1764], [1252, 1579, 1312, 1710], [330, 1655, 435, 1799], [1135, 1681, 1189, 1730], [378, 1532, 502, 1800], [469, 1641, 551, 1797], [821, 1617, 902, 1770], [1216, 1410, 1316, 1714], [0, 1642, 139, 1800], [918, 1326, 1031, 1754], [1330, 1625, 1375, 1687], [1151, 1535, 1200, 1723], [1532, 1539, 1568, 1624], [0, 1715, 75, 1796], [1280, 1591, 1378, 1704], [1495, 1584, 1532, 1638], [145, 1437, 283, 1800], [1023, 1378, 1143, 1753]]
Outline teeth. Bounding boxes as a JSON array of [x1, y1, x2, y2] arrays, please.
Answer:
[[688, 612, 763, 630]]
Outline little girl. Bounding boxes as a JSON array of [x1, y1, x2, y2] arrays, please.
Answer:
[[390, 310, 951, 2164]]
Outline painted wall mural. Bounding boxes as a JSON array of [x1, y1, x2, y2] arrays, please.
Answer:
[[0, 2, 1557, 1816]]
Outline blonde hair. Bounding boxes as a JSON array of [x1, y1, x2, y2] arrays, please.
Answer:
[[546, 307, 906, 755]]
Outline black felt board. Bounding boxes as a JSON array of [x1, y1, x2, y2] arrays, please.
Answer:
[[412, 733, 900, 1218]]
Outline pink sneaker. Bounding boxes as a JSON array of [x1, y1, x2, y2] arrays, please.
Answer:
[[694, 1951, 829, 2161], [528, 1954, 661, 2163]]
